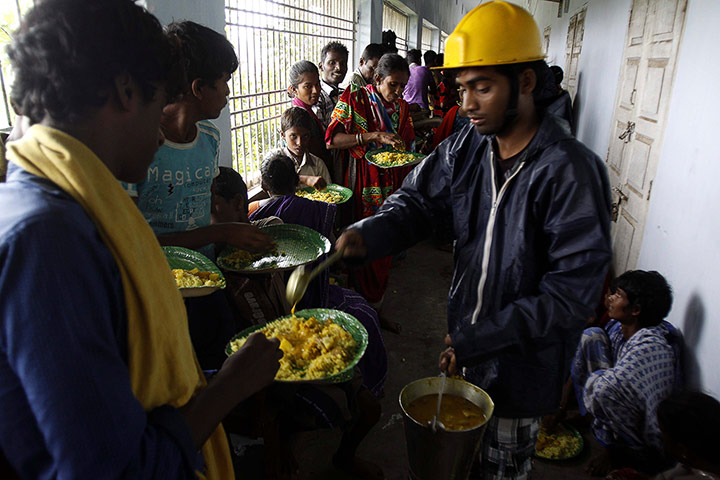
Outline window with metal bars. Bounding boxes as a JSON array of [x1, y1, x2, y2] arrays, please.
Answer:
[[1, 0, 34, 130], [421, 25, 433, 53], [439, 31, 448, 54], [224, 0, 355, 188], [382, 3, 408, 57]]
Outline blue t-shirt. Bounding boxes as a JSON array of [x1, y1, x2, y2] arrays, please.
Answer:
[[125, 121, 220, 257]]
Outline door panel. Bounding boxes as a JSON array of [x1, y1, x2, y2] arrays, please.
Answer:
[[605, 0, 687, 274]]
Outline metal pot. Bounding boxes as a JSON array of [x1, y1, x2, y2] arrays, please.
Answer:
[[399, 376, 495, 480]]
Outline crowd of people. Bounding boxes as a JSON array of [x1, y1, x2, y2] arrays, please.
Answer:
[[0, 1, 718, 479]]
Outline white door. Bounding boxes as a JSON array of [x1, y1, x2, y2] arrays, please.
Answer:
[[606, 0, 687, 274]]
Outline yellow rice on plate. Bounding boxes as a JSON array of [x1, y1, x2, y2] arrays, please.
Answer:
[[228, 316, 358, 381], [535, 424, 582, 459], [172, 268, 225, 288]]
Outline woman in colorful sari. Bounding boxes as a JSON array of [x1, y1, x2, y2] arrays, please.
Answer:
[[325, 53, 415, 328]]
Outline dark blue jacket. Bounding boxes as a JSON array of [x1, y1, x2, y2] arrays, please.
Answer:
[[353, 113, 612, 417]]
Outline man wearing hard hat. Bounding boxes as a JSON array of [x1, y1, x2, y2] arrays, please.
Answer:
[[338, 2, 612, 478]]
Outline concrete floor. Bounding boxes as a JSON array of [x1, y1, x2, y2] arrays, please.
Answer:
[[235, 241, 602, 479]]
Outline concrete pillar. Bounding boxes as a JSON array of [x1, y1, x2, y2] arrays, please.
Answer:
[[408, 14, 422, 50], [140, 0, 233, 166], [356, 0, 384, 65]]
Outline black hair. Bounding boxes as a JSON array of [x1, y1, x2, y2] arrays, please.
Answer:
[[288, 60, 319, 89], [494, 60, 548, 98], [280, 107, 313, 134], [214, 166, 247, 203], [320, 41, 349, 63], [374, 53, 410, 82], [611, 270, 673, 327], [8, 0, 180, 124], [550, 65, 564, 84], [382, 30, 398, 54], [261, 152, 298, 196], [361, 43, 386, 61], [406, 49, 422, 65], [435, 53, 444, 67], [657, 391, 720, 465], [166, 21, 238, 95], [424, 50, 437, 67]]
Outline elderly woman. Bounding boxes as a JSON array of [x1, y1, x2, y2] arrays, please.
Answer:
[[326, 53, 415, 328]]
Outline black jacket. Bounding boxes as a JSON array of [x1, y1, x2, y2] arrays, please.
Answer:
[[353, 113, 612, 417]]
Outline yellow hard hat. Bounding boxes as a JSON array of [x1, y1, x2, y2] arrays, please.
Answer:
[[439, 1, 545, 70]]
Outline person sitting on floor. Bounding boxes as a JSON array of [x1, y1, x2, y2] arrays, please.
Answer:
[[572, 270, 683, 476]]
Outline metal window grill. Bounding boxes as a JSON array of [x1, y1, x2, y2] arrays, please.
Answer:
[[439, 31, 448, 53], [1, 0, 34, 129], [382, 3, 408, 57], [421, 25, 433, 52], [224, 0, 355, 187]]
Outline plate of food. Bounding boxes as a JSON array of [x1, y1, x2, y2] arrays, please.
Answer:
[[365, 147, 426, 169], [216, 223, 331, 274], [225, 308, 368, 383], [296, 183, 353, 204], [162, 246, 226, 298], [535, 422, 584, 460]]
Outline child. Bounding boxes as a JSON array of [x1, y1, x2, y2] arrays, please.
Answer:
[[125, 21, 269, 260], [572, 270, 683, 476], [287, 60, 332, 166], [249, 153, 387, 479], [124, 21, 271, 369], [0, 1, 281, 477], [277, 106, 332, 189]]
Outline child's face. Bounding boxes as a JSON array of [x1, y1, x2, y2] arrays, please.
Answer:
[[283, 126, 311, 158], [290, 72, 321, 106], [198, 73, 231, 119], [320, 50, 348, 86]]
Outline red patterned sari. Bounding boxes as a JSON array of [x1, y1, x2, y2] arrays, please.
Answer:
[[326, 84, 415, 304]]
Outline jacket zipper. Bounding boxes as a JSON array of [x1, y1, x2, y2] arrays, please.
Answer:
[[470, 149, 526, 325]]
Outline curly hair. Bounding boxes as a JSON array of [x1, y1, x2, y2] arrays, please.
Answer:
[[7, 0, 180, 124], [165, 21, 238, 95], [611, 270, 673, 327], [260, 152, 298, 196]]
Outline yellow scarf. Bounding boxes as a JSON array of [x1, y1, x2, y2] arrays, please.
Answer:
[[7, 125, 233, 479]]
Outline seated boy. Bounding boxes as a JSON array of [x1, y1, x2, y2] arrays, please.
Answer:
[[571, 270, 683, 476], [0, 1, 281, 478]]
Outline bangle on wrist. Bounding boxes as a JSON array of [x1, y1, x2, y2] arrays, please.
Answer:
[[356, 133, 362, 146]]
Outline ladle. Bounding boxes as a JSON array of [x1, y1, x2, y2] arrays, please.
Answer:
[[286, 247, 345, 308], [430, 371, 447, 432]]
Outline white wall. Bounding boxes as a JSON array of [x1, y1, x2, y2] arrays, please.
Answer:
[[529, 0, 631, 159], [637, 0, 720, 395], [141, 0, 233, 166]]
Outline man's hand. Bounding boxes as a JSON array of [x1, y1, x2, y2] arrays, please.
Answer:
[[218, 223, 273, 253], [438, 334, 457, 375], [220, 332, 282, 401], [336, 229, 367, 261]]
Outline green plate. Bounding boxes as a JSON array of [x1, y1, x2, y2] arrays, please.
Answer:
[[225, 308, 368, 383], [162, 246, 226, 298], [216, 223, 331, 274], [535, 423, 584, 460], [296, 183, 353, 204], [365, 147, 426, 169]]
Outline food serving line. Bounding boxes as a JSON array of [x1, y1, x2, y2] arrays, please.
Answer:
[[162, 148, 579, 479]]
